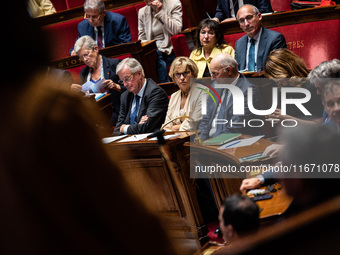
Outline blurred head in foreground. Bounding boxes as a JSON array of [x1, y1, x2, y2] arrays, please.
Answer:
[[280, 125, 340, 208], [0, 2, 177, 254]]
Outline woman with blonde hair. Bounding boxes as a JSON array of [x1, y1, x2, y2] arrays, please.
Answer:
[[264, 48, 323, 152], [162, 57, 204, 131], [264, 48, 309, 88]]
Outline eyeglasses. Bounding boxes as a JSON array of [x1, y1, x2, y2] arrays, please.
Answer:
[[210, 68, 225, 77], [79, 50, 93, 61], [175, 71, 191, 79], [84, 13, 102, 21], [238, 14, 255, 25], [118, 74, 134, 85]]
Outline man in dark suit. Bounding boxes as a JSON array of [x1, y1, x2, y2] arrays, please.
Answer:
[[198, 53, 261, 141], [235, 4, 287, 72], [114, 58, 169, 135], [70, 0, 131, 55], [212, 0, 273, 23]]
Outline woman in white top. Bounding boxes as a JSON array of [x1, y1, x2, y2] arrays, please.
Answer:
[[163, 57, 204, 131]]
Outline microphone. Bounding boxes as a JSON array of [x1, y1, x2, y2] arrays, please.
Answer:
[[159, 115, 202, 144], [146, 129, 165, 139]]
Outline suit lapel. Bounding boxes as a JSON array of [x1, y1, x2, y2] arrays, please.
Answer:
[[103, 12, 110, 46], [145, 7, 153, 41], [101, 56, 111, 79], [257, 28, 268, 71], [240, 36, 248, 70], [136, 79, 149, 121]]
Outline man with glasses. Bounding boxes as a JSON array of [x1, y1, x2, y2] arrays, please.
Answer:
[[198, 53, 260, 141], [234, 4, 286, 72], [70, 0, 131, 56], [113, 58, 169, 135]]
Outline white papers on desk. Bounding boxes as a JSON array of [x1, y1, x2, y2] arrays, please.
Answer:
[[217, 135, 264, 150], [81, 78, 106, 93], [117, 133, 152, 143], [102, 135, 127, 144], [148, 134, 180, 141]]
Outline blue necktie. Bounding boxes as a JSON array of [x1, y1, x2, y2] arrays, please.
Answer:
[[130, 95, 140, 125], [248, 38, 256, 71]]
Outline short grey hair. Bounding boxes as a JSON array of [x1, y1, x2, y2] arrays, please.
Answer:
[[213, 53, 238, 71], [220, 56, 238, 71], [74, 35, 97, 55], [236, 4, 260, 20], [321, 79, 340, 104], [84, 0, 105, 13], [308, 59, 340, 85], [116, 58, 145, 77]]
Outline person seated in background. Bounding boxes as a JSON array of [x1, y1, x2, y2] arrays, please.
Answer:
[[71, 36, 125, 127], [1, 2, 178, 254], [219, 195, 260, 245], [198, 53, 261, 141], [190, 19, 235, 78], [308, 59, 340, 125], [321, 80, 340, 133], [235, 4, 287, 72], [264, 48, 323, 125], [26, 0, 56, 18], [138, 0, 182, 83], [240, 59, 340, 192], [200, 195, 260, 255], [212, 0, 273, 24], [114, 58, 169, 135], [70, 0, 131, 56], [162, 57, 204, 131]]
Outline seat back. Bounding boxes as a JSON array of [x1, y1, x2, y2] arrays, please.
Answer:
[[43, 18, 82, 60], [270, 0, 292, 11], [272, 19, 340, 69], [50, 0, 68, 12], [113, 5, 139, 42], [65, 0, 85, 9]]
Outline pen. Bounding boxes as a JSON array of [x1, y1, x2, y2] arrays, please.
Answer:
[[225, 140, 241, 148], [134, 135, 137, 139], [206, 12, 212, 19]]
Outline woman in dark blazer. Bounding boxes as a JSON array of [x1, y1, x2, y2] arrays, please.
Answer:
[[71, 35, 126, 127]]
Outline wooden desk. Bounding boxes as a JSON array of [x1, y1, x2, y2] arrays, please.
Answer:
[[105, 132, 208, 254], [51, 40, 158, 82], [188, 135, 279, 211], [255, 184, 293, 220]]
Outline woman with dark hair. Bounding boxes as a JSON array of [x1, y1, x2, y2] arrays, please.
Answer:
[[190, 18, 234, 78]]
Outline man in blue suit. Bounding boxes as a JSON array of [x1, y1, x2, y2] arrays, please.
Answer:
[[212, 0, 273, 23], [70, 0, 131, 55], [234, 4, 287, 72], [198, 53, 261, 141]]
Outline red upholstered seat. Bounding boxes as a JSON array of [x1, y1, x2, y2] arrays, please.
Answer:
[[135, 2, 146, 15], [43, 18, 82, 60], [271, 19, 340, 69], [65, 0, 86, 9], [170, 34, 190, 57], [224, 33, 246, 48], [270, 0, 292, 12], [50, 0, 68, 12], [113, 6, 139, 42]]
